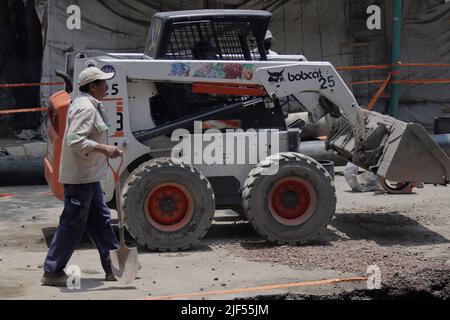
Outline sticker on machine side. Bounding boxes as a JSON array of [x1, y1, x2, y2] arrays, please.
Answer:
[[169, 62, 191, 77], [193, 63, 254, 80], [168, 62, 254, 80]]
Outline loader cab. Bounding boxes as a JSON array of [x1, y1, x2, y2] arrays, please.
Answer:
[[145, 10, 286, 132], [144, 10, 272, 61]]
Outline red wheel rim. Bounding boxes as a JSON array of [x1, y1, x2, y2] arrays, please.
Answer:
[[268, 177, 316, 226], [145, 183, 193, 232]]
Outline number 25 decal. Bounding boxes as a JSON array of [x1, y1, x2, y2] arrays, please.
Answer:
[[319, 76, 336, 89]]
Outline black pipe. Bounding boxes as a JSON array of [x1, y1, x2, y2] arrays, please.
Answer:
[[0, 159, 45, 185], [298, 140, 348, 166], [135, 98, 263, 142]]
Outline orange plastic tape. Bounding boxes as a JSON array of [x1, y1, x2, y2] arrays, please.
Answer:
[[400, 63, 450, 68], [336, 64, 391, 71], [367, 73, 392, 111], [350, 77, 450, 87], [337, 62, 450, 71], [0, 82, 64, 89], [0, 107, 49, 115], [141, 276, 368, 300], [350, 79, 386, 86], [393, 78, 450, 84]]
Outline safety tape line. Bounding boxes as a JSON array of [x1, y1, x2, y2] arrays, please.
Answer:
[[337, 62, 450, 71], [141, 276, 368, 300], [393, 78, 450, 84], [350, 79, 386, 86], [349, 77, 450, 86], [0, 82, 64, 89], [337, 64, 391, 71], [400, 63, 450, 68], [0, 107, 48, 115], [367, 73, 392, 111]]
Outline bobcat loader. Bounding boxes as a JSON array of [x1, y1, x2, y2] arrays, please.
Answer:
[[45, 10, 450, 251]]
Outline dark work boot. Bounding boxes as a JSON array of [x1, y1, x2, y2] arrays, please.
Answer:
[[105, 272, 117, 281], [41, 272, 69, 287]]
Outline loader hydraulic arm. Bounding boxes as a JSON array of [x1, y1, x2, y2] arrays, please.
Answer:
[[256, 62, 367, 153], [255, 62, 450, 184]]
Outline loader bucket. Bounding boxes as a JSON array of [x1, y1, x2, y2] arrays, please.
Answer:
[[329, 110, 450, 184], [376, 123, 450, 184]]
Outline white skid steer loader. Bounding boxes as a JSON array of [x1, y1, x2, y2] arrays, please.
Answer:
[[45, 10, 450, 251]]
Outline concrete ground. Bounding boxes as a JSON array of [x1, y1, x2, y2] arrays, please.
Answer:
[[0, 170, 449, 300]]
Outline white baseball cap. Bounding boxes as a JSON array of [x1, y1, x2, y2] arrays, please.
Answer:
[[77, 67, 115, 87], [265, 30, 275, 40]]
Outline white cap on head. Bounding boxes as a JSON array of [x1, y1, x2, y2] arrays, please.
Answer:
[[265, 30, 275, 40], [77, 67, 114, 87]]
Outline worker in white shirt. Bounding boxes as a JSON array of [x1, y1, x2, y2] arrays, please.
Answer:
[[42, 67, 122, 286]]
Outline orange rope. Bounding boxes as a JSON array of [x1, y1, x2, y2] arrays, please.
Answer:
[[142, 276, 368, 300], [367, 73, 392, 111], [0, 107, 48, 115], [393, 78, 450, 84], [0, 82, 64, 89], [350, 79, 386, 86], [336, 62, 450, 71], [336, 64, 390, 71], [400, 63, 450, 68], [350, 78, 450, 86]]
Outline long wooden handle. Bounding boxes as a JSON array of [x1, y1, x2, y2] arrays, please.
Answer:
[[114, 180, 126, 247], [108, 154, 126, 246]]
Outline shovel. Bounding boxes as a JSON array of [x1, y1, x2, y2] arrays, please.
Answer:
[[108, 153, 140, 284]]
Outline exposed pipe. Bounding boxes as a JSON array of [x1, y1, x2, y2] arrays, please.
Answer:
[[298, 140, 348, 166], [0, 159, 45, 185]]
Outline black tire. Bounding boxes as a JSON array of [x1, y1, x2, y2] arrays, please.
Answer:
[[122, 158, 215, 251], [242, 152, 336, 244]]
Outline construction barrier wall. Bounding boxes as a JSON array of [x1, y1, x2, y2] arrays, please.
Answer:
[[0, 0, 449, 135]]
